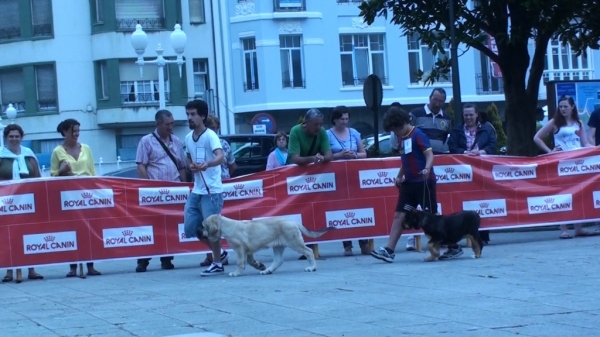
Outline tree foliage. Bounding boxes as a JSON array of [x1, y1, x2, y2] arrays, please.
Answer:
[[358, 0, 600, 156]]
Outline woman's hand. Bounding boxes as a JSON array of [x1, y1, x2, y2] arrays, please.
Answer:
[[59, 161, 71, 175], [551, 146, 563, 152]]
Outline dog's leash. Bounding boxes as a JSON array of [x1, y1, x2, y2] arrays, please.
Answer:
[[422, 176, 433, 214], [198, 170, 219, 210]]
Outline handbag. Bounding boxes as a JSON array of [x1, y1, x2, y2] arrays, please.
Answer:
[[151, 132, 192, 182]]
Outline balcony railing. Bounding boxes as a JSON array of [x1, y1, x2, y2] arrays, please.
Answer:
[[0, 26, 21, 40], [33, 24, 53, 37], [283, 79, 306, 89], [273, 0, 305, 12], [1, 102, 25, 114], [243, 82, 259, 91], [117, 18, 165, 31], [38, 99, 57, 111], [475, 73, 504, 95], [542, 69, 594, 83], [342, 76, 389, 87], [337, 0, 362, 3], [121, 93, 170, 105]]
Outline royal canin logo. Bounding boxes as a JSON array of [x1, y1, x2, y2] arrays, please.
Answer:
[[479, 203, 489, 208], [378, 172, 388, 177], [234, 184, 244, 190], [445, 167, 454, 173], [305, 177, 317, 183], [344, 212, 355, 218], [81, 192, 93, 199], [158, 189, 170, 195], [575, 159, 584, 165], [122, 230, 133, 236], [2, 198, 13, 205], [545, 198, 554, 204], [44, 235, 55, 242], [510, 167, 520, 171]]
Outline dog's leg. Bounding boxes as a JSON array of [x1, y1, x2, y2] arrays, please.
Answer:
[[260, 246, 285, 275], [247, 254, 266, 271], [467, 233, 483, 259], [424, 240, 437, 262], [291, 244, 317, 272], [229, 247, 247, 277]]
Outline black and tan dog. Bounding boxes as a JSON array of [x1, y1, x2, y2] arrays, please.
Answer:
[[403, 210, 483, 261]]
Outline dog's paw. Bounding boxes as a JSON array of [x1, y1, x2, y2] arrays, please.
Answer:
[[304, 266, 316, 272], [251, 261, 266, 271], [228, 271, 240, 277], [471, 254, 481, 259], [259, 269, 273, 275], [423, 256, 437, 262]]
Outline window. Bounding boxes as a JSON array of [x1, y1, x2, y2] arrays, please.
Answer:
[[119, 135, 144, 161], [39, 139, 62, 154], [273, 0, 305, 11], [35, 64, 58, 111], [115, 0, 165, 31], [94, 0, 104, 23], [99, 61, 109, 99], [230, 141, 261, 159], [193, 59, 209, 98], [242, 38, 259, 91], [280, 35, 305, 89], [543, 38, 592, 83], [31, 0, 53, 37], [0, 67, 26, 114], [119, 60, 169, 105], [339, 34, 387, 87], [407, 33, 450, 84], [0, 0, 21, 40], [189, 0, 205, 24]]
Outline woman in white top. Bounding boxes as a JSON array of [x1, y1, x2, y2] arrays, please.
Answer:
[[534, 95, 597, 239]]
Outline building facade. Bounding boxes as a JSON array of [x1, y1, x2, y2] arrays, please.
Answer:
[[217, 0, 599, 136], [0, 0, 220, 171]]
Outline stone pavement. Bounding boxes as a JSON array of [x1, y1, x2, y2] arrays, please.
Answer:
[[2, 230, 600, 337]]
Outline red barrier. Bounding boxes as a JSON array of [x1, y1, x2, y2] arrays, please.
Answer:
[[1, 147, 600, 268]]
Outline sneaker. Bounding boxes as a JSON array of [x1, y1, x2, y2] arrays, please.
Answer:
[[371, 247, 395, 263], [406, 235, 416, 251], [201, 263, 224, 276], [219, 250, 229, 264], [438, 248, 464, 260]]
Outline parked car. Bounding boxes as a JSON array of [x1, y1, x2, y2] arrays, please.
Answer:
[[103, 133, 277, 178], [364, 133, 450, 154]]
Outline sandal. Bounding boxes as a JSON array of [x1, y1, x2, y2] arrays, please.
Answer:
[[200, 257, 213, 267], [2, 275, 12, 283], [28, 273, 44, 280]]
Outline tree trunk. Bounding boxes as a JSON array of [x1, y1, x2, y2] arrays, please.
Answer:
[[500, 45, 539, 157]]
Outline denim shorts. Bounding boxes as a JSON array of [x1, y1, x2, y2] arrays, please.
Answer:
[[183, 192, 224, 239]]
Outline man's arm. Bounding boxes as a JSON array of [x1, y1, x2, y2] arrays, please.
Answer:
[[290, 154, 316, 166], [135, 139, 150, 179], [423, 149, 434, 170], [319, 128, 333, 162]]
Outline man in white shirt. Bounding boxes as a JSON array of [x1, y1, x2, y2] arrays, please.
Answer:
[[183, 99, 227, 276]]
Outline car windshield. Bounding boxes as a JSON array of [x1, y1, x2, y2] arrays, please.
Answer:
[[230, 141, 262, 159]]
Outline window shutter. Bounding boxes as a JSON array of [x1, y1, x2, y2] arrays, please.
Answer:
[[0, 68, 26, 105], [115, 0, 164, 20], [189, 0, 205, 23], [119, 61, 160, 81], [36, 65, 57, 102], [31, 0, 52, 26], [0, 0, 20, 30]]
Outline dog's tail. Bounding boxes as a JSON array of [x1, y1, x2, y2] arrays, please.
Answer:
[[298, 224, 336, 238]]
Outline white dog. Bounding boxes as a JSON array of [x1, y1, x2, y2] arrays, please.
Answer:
[[201, 214, 335, 277]]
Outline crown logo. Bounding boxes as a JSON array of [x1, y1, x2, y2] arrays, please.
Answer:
[[305, 177, 317, 183], [377, 172, 388, 177], [158, 189, 170, 195], [344, 212, 355, 218], [575, 159, 584, 165], [122, 230, 133, 236], [234, 184, 244, 190], [445, 167, 454, 173], [479, 203, 489, 208], [510, 167, 520, 171], [544, 198, 554, 204], [81, 192, 93, 199], [44, 235, 55, 242], [2, 198, 13, 205]]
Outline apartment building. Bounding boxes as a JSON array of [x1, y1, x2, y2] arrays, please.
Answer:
[[0, 0, 220, 169], [217, 0, 598, 136]]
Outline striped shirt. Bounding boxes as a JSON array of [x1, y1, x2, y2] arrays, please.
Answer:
[[136, 130, 186, 182]]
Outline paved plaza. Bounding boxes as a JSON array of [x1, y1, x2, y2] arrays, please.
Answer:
[[1, 229, 600, 337]]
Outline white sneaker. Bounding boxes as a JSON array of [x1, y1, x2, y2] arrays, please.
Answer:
[[406, 235, 416, 251]]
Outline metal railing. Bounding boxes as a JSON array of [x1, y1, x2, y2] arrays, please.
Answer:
[[243, 81, 259, 91], [33, 23, 52, 37], [121, 93, 170, 105], [542, 69, 594, 83], [40, 157, 137, 177], [283, 79, 306, 89], [273, 0, 305, 11], [337, 0, 362, 3], [116, 18, 165, 31], [0, 26, 20, 40], [475, 73, 504, 95]]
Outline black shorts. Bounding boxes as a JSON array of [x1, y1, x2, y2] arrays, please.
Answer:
[[395, 180, 438, 214]]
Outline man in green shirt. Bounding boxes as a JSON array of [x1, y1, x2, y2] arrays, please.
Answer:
[[288, 109, 333, 165]]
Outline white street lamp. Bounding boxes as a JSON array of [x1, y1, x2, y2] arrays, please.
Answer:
[[130, 23, 187, 109], [5, 104, 17, 124]]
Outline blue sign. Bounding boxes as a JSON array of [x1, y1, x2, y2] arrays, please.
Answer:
[[554, 81, 600, 133], [251, 113, 277, 134]]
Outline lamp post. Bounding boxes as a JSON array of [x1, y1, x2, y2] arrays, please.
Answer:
[[0, 103, 18, 148], [448, 0, 462, 125], [130, 23, 187, 109]]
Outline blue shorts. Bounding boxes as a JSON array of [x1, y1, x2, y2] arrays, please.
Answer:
[[183, 192, 224, 239]]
